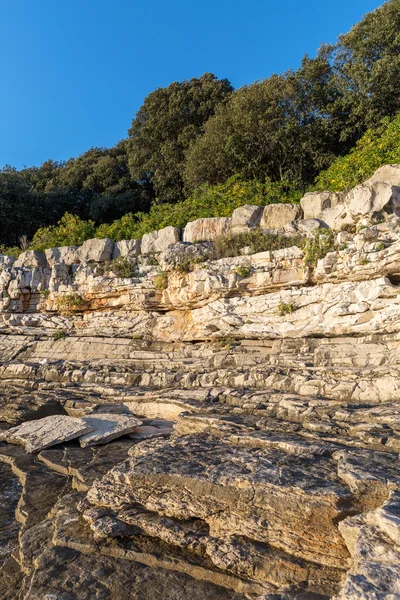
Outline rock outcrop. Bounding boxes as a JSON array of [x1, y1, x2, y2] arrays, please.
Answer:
[[1, 167, 400, 599]]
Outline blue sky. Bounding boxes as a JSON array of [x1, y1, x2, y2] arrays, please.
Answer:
[[1, 0, 383, 169]]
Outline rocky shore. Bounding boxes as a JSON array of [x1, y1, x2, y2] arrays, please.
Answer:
[[1, 166, 400, 599]]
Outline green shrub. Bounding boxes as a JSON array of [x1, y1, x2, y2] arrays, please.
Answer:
[[154, 271, 168, 290], [31, 213, 96, 252], [218, 337, 237, 350], [376, 242, 386, 251], [52, 329, 68, 340], [233, 265, 252, 278], [214, 229, 305, 259], [302, 229, 336, 266], [55, 293, 86, 315], [315, 113, 400, 192], [0, 246, 21, 258], [358, 256, 370, 265], [277, 302, 298, 316], [108, 256, 138, 278]]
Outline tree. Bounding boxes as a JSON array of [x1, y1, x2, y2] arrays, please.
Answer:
[[127, 73, 233, 202], [323, 0, 400, 141], [184, 67, 340, 191]]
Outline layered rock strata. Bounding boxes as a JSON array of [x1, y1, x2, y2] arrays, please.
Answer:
[[1, 167, 400, 599]]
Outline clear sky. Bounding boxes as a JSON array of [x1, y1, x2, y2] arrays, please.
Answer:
[[1, 0, 383, 170]]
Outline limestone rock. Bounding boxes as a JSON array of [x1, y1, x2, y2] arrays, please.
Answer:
[[345, 181, 400, 217], [0, 254, 16, 268], [0, 415, 93, 453], [14, 250, 48, 269], [78, 238, 114, 263], [300, 191, 342, 220], [365, 164, 400, 187], [141, 226, 181, 254], [183, 217, 232, 243], [45, 246, 79, 267], [297, 218, 326, 234], [231, 205, 264, 233], [112, 239, 142, 260], [260, 204, 301, 230], [80, 414, 142, 447], [158, 241, 215, 270]]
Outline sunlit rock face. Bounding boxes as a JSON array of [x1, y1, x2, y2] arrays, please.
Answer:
[[1, 168, 400, 599]]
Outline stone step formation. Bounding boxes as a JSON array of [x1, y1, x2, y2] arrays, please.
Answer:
[[1, 166, 400, 599]]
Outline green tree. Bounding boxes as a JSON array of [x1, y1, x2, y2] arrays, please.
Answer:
[[127, 73, 233, 202]]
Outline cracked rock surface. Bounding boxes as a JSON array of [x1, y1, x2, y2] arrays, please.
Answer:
[[1, 171, 400, 598]]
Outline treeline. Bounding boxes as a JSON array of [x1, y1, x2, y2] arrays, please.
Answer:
[[1, 0, 400, 250]]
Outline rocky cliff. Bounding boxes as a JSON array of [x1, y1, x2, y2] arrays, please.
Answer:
[[1, 166, 400, 599]]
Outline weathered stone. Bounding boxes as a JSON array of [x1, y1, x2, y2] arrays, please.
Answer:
[[45, 246, 79, 267], [365, 164, 400, 187], [142, 226, 181, 254], [260, 204, 301, 230], [183, 217, 232, 243], [346, 181, 400, 217], [158, 241, 215, 270], [14, 250, 47, 269], [112, 239, 142, 260], [0, 254, 16, 268], [231, 205, 264, 233], [79, 414, 142, 447], [0, 415, 93, 453], [78, 238, 114, 262], [300, 191, 342, 220], [297, 218, 326, 234]]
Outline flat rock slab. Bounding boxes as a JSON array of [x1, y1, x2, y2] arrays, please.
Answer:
[[80, 414, 142, 448], [0, 415, 92, 453]]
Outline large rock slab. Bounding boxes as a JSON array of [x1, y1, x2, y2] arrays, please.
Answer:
[[112, 239, 142, 260], [78, 238, 114, 263], [14, 250, 47, 269], [231, 205, 263, 234], [159, 241, 214, 270], [45, 246, 79, 267], [0, 415, 93, 453], [365, 164, 400, 187], [80, 414, 142, 448], [346, 181, 400, 217], [0, 254, 16, 268], [260, 204, 301, 230], [141, 226, 181, 254], [183, 218, 232, 243]]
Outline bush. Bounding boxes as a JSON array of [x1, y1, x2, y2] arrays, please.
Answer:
[[55, 293, 86, 315], [277, 302, 298, 316], [31, 213, 96, 252], [154, 271, 168, 290], [315, 113, 400, 192], [214, 229, 305, 259], [52, 329, 68, 340], [302, 229, 336, 265], [233, 265, 252, 278], [108, 256, 138, 278]]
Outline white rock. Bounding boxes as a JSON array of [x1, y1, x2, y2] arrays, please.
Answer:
[[141, 227, 181, 254], [112, 239, 142, 260], [14, 250, 48, 269], [0, 415, 93, 453], [183, 218, 231, 243], [260, 204, 301, 230], [365, 164, 400, 187], [45, 246, 79, 267], [78, 238, 114, 263], [231, 205, 264, 233], [80, 413, 142, 447]]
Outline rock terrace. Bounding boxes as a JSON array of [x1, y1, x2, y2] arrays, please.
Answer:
[[1, 166, 400, 599]]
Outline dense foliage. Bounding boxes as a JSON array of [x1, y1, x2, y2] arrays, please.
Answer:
[[1, 0, 399, 252]]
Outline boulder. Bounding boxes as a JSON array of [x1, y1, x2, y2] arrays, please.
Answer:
[[141, 227, 181, 254], [365, 164, 400, 187], [14, 250, 48, 269], [231, 205, 264, 233], [260, 204, 301, 230], [0, 254, 16, 268], [159, 242, 215, 270], [45, 246, 79, 267], [0, 415, 93, 453], [300, 191, 343, 220], [183, 218, 232, 243], [78, 238, 114, 263], [112, 239, 142, 260], [80, 414, 142, 447], [297, 219, 326, 235], [346, 181, 400, 217]]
